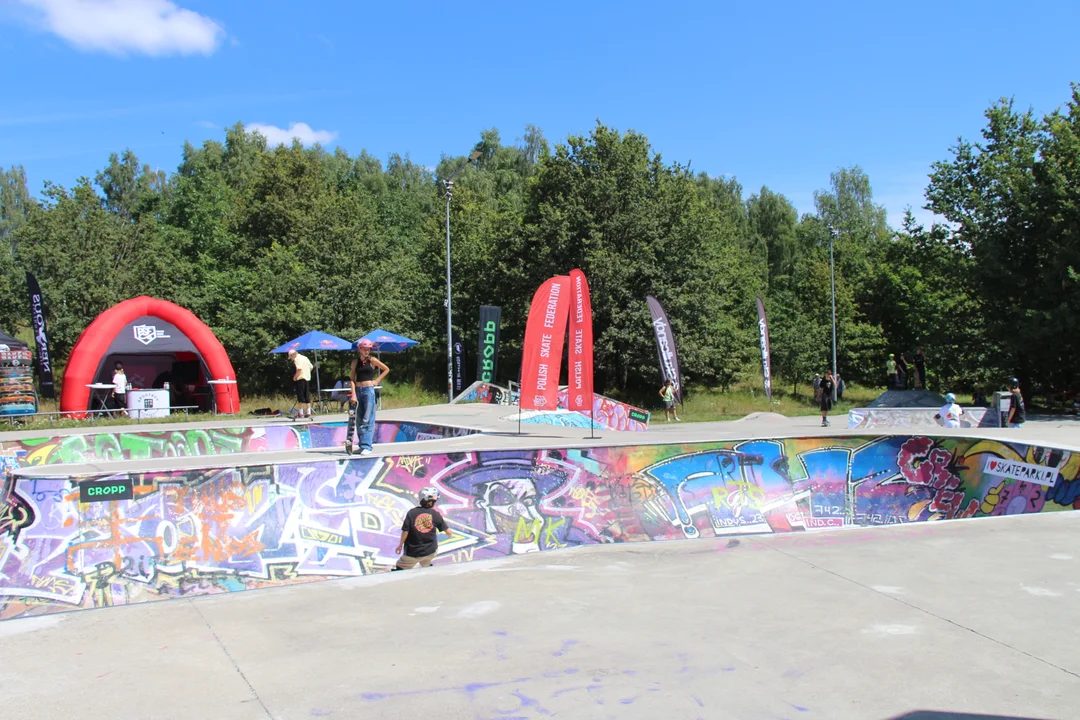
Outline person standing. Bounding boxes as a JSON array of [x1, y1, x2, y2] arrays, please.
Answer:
[[885, 354, 897, 389], [835, 372, 846, 402], [896, 352, 910, 390], [346, 338, 389, 455], [287, 349, 314, 419], [659, 378, 680, 422], [394, 486, 452, 570], [819, 371, 835, 427], [1006, 377, 1026, 428], [913, 347, 927, 389], [934, 392, 964, 428], [813, 373, 822, 402], [111, 361, 128, 417]]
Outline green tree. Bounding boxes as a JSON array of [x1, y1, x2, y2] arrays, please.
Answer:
[[15, 179, 184, 357], [927, 87, 1080, 392], [747, 186, 800, 283], [522, 123, 760, 391]]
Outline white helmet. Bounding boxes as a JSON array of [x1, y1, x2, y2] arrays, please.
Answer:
[[419, 486, 440, 503]]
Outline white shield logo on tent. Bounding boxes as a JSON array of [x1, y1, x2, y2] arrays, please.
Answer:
[[133, 324, 168, 345]]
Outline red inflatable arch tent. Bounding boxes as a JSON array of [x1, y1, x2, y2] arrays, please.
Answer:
[[60, 296, 240, 415]]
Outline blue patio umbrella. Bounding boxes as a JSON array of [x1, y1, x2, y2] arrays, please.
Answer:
[[357, 329, 419, 353], [270, 331, 353, 399]]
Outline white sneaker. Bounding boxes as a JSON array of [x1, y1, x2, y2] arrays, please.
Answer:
[[359, 448, 373, 456]]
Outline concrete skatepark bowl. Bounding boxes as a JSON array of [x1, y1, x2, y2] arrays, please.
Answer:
[[2, 404, 1079, 719]]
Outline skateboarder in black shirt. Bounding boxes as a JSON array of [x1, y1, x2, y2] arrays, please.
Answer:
[[394, 486, 452, 570], [1006, 378, 1026, 428]]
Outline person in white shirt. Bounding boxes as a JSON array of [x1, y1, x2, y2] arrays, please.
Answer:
[[111, 361, 129, 416], [287, 349, 314, 418], [935, 392, 964, 428]]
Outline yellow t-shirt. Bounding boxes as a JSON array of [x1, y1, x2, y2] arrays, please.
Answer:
[[294, 354, 313, 381]]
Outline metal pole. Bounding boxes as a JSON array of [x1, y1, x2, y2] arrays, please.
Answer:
[[445, 182, 454, 403], [441, 150, 481, 404], [830, 228, 838, 403], [314, 349, 322, 414]]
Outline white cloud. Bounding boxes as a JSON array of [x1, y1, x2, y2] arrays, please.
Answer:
[[194, 120, 216, 129], [17, 0, 225, 56], [245, 122, 338, 147]]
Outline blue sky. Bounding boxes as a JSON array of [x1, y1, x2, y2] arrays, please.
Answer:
[[2, 0, 1079, 227]]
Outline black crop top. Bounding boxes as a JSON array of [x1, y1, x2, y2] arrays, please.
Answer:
[[353, 359, 376, 383]]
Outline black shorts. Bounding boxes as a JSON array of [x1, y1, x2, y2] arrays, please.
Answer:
[[820, 399, 833, 412], [295, 379, 310, 403]]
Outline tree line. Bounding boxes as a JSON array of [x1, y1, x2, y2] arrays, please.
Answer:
[[1, 84, 1078, 401]]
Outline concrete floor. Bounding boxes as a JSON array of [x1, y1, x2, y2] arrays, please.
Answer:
[[3, 510, 1078, 720]]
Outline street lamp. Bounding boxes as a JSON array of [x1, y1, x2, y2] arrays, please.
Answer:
[[830, 227, 838, 402], [443, 149, 482, 403]]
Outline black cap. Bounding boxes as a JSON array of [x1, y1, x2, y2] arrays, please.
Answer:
[[1008, 377, 1019, 387]]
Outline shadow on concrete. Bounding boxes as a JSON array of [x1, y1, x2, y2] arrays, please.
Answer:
[[886, 712, 1049, 720]]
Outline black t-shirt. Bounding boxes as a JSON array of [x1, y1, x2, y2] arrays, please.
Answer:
[[1010, 390, 1026, 423], [819, 379, 834, 406], [401, 505, 447, 557]]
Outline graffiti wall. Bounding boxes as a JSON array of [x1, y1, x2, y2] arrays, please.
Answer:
[[308, 421, 479, 448], [507, 393, 649, 432], [0, 420, 480, 470], [453, 381, 508, 405], [848, 407, 999, 430], [2, 434, 1077, 619], [455, 381, 648, 431], [556, 389, 650, 432], [0, 425, 305, 468]]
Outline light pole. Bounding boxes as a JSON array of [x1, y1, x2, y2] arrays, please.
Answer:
[[830, 227, 838, 402], [443, 149, 482, 403]]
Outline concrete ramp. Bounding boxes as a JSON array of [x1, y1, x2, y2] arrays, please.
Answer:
[[3, 427, 1080, 620], [3, 512, 1079, 719]]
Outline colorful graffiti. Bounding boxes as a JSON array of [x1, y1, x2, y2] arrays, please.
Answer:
[[2, 434, 1078, 619], [554, 389, 649, 431], [456, 381, 648, 431], [453, 381, 508, 405], [307, 421, 478, 449], [848, 407, 998, 430], [0, 420, 480, 471], [508, 395, 649, 432], [0, 426, 305, 468]]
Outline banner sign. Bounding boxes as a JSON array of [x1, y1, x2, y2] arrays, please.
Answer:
[[452, 330, 466, 395], [79, 476, 134, 504], [984, 457, 1057, 487], [756, 296, 773, 401], [476, 305, 502, 384], [567, 269, 594, 412], [521, 276, 571, 410], [645, 295, 683, 404], [26, 272, 55, 399]]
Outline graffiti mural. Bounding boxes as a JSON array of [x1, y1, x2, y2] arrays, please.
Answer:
[[0, 420, 480, 471], [307, 421, 478, 449], [556, 389, 650, 431], [848, 407, 998, 430], [0, 426, 305, 468], [2, 434, 1079, 619]]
